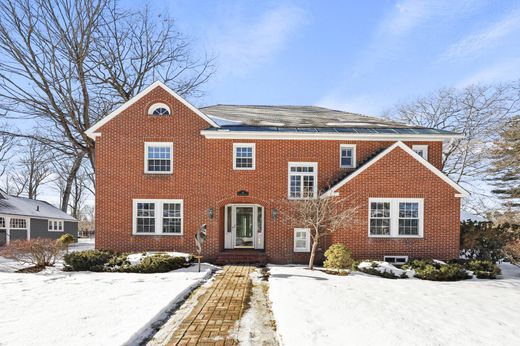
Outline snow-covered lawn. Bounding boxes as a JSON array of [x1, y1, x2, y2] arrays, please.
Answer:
[[0, 239, 213, 346], [269, 263, 520, 346]]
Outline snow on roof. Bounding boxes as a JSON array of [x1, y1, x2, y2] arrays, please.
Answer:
[[0, 192, 76, 221], [461, 210, 487, 222], [201, 104, 448, 130]]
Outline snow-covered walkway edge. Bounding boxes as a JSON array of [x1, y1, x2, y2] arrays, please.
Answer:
[[268, 263, 520, 346]]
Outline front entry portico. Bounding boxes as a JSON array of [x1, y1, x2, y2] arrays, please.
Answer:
[[224, 204, 264, 250]]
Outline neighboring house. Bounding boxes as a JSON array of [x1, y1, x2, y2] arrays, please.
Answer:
[[86, 81, 468, 264], [0, 190, 78, 246]]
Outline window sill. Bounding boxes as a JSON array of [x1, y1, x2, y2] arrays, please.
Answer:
[[48, 230, 64, 232], [233, 167, 256, 171], [340, 166, 356, 169], [294, 249, 310, 253], [144, 172, 173, 175]]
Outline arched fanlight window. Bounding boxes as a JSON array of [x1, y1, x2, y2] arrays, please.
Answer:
[[148, 103, 171, 116]]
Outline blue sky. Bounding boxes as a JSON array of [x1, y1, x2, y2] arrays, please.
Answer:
[[126, 0, 520, 115]]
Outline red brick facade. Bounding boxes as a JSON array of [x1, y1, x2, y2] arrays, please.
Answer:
[[93, 85, 462, 263]]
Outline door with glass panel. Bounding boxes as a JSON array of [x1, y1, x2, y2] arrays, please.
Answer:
[[224, 204, 264, 249]]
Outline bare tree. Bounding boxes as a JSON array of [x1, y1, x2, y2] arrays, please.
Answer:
[[386, 83, 520, 189], [0, 0, 214, 200], [0, 123, 15, 178], [282, 196, 358, 270], [9, 139, 52, 198]]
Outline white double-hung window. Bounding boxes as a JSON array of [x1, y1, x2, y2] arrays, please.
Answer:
[[48, 220, 64, 232], [288, 162, 318, 199], [133, 199, 183, 235], [369, 198, 424, 237], [340, 144, 356, 168], [144, 142, 173, 174], [233, 143, 256, 170]]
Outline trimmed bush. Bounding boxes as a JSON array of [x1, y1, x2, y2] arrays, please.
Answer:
[[58, 233, 76, 253], [63, 250, 113, 271], [119, 254, 186, 273], [323, 244, 354, 270], [464, 259, 501, 279], [414, 263, 471, 281]]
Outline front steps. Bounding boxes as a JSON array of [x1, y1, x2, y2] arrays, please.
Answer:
[[214, 250, 267, 265]]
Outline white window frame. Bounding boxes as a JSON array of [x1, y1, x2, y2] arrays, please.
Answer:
[[294, 228, 311, 252], [147, 103, 171, 116], [368, 198, 424, 238], [0, 215, 30, 244], [288, 162, 318, 200], [412, 145, 428, 160], [48, 219, 64, 232], [144, 142, 173, 174], [340, 144, 356, 168], [132, 199, 183, 235], [233, 143, 256, 170]]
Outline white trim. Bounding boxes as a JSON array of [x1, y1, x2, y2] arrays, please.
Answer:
[[288, 162, 318, 200], [412, 145, 428, 160], [294, 228, 311, 252], [233, 143, 256, 170], [201, 130, 462, 141], [340, 144, 357, 168], [322, 141, 469, 197], [148, 103, 171, 116], [48, 219, 64, 232], [224, 203, 264, 249], [0, 215, 30, 244], [86, 81, 219, 138], [132, 199, 184, 235], [368, 198, 424, 238], [144, 142, 173, 174]]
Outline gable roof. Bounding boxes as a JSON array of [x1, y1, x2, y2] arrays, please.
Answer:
[[321, 141, 469, 197], [85, 81, 220, 139], [201, 105, 416, 128], [0, 192, 77, 221], [200, 105, 462, 140]]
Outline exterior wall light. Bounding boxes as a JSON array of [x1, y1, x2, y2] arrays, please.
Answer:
[[208, 208, 214, 219], [271, 208, 278, 220]]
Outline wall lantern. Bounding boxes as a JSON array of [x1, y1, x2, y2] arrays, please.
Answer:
[[208, 208, 214, 219], [271, 208, 278, 220]]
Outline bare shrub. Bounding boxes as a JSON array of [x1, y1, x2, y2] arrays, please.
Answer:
[[504, 241, 520, 264], [0, 239, 65, 267]]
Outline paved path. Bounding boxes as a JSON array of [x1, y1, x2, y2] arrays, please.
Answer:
[[167, 265, 254, 346]]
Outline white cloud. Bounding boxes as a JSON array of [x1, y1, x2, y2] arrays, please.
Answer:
[[457, 58, 520, 86], [209, 3, 306, 76], [316, 93, 384, 116], [378, 0, 476, 38], [442, 8, 520, 61]]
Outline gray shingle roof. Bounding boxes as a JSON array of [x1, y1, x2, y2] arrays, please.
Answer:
[[200, 105, 420, 128], [0, 191, 76, 221]]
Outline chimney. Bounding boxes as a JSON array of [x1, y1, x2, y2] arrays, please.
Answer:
[[36, 205, 40, 212]]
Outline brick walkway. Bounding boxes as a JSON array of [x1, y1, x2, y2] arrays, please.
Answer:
[[166, 265, 254, 346]]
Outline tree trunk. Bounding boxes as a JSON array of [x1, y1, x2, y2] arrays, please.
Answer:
[[61, 153, 84, 213], [308, 238, 320, 270]]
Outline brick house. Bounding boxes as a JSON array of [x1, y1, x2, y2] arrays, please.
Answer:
[[86, 81, 468, 264]]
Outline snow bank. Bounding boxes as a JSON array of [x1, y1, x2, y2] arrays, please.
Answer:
[[0, 264, 212, 346], [358, 260, 409, 277], [268, 263, 520, 346], [127, 251, 192, 265]]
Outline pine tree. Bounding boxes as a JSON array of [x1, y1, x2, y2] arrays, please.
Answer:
[[489, 116, 520, 209]]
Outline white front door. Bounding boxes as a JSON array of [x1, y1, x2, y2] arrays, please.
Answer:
[[224, 204, 264, 249]]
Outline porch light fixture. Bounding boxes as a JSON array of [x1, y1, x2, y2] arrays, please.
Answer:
[[271, 208, 278, 220], [208, 208, 214, 219]]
